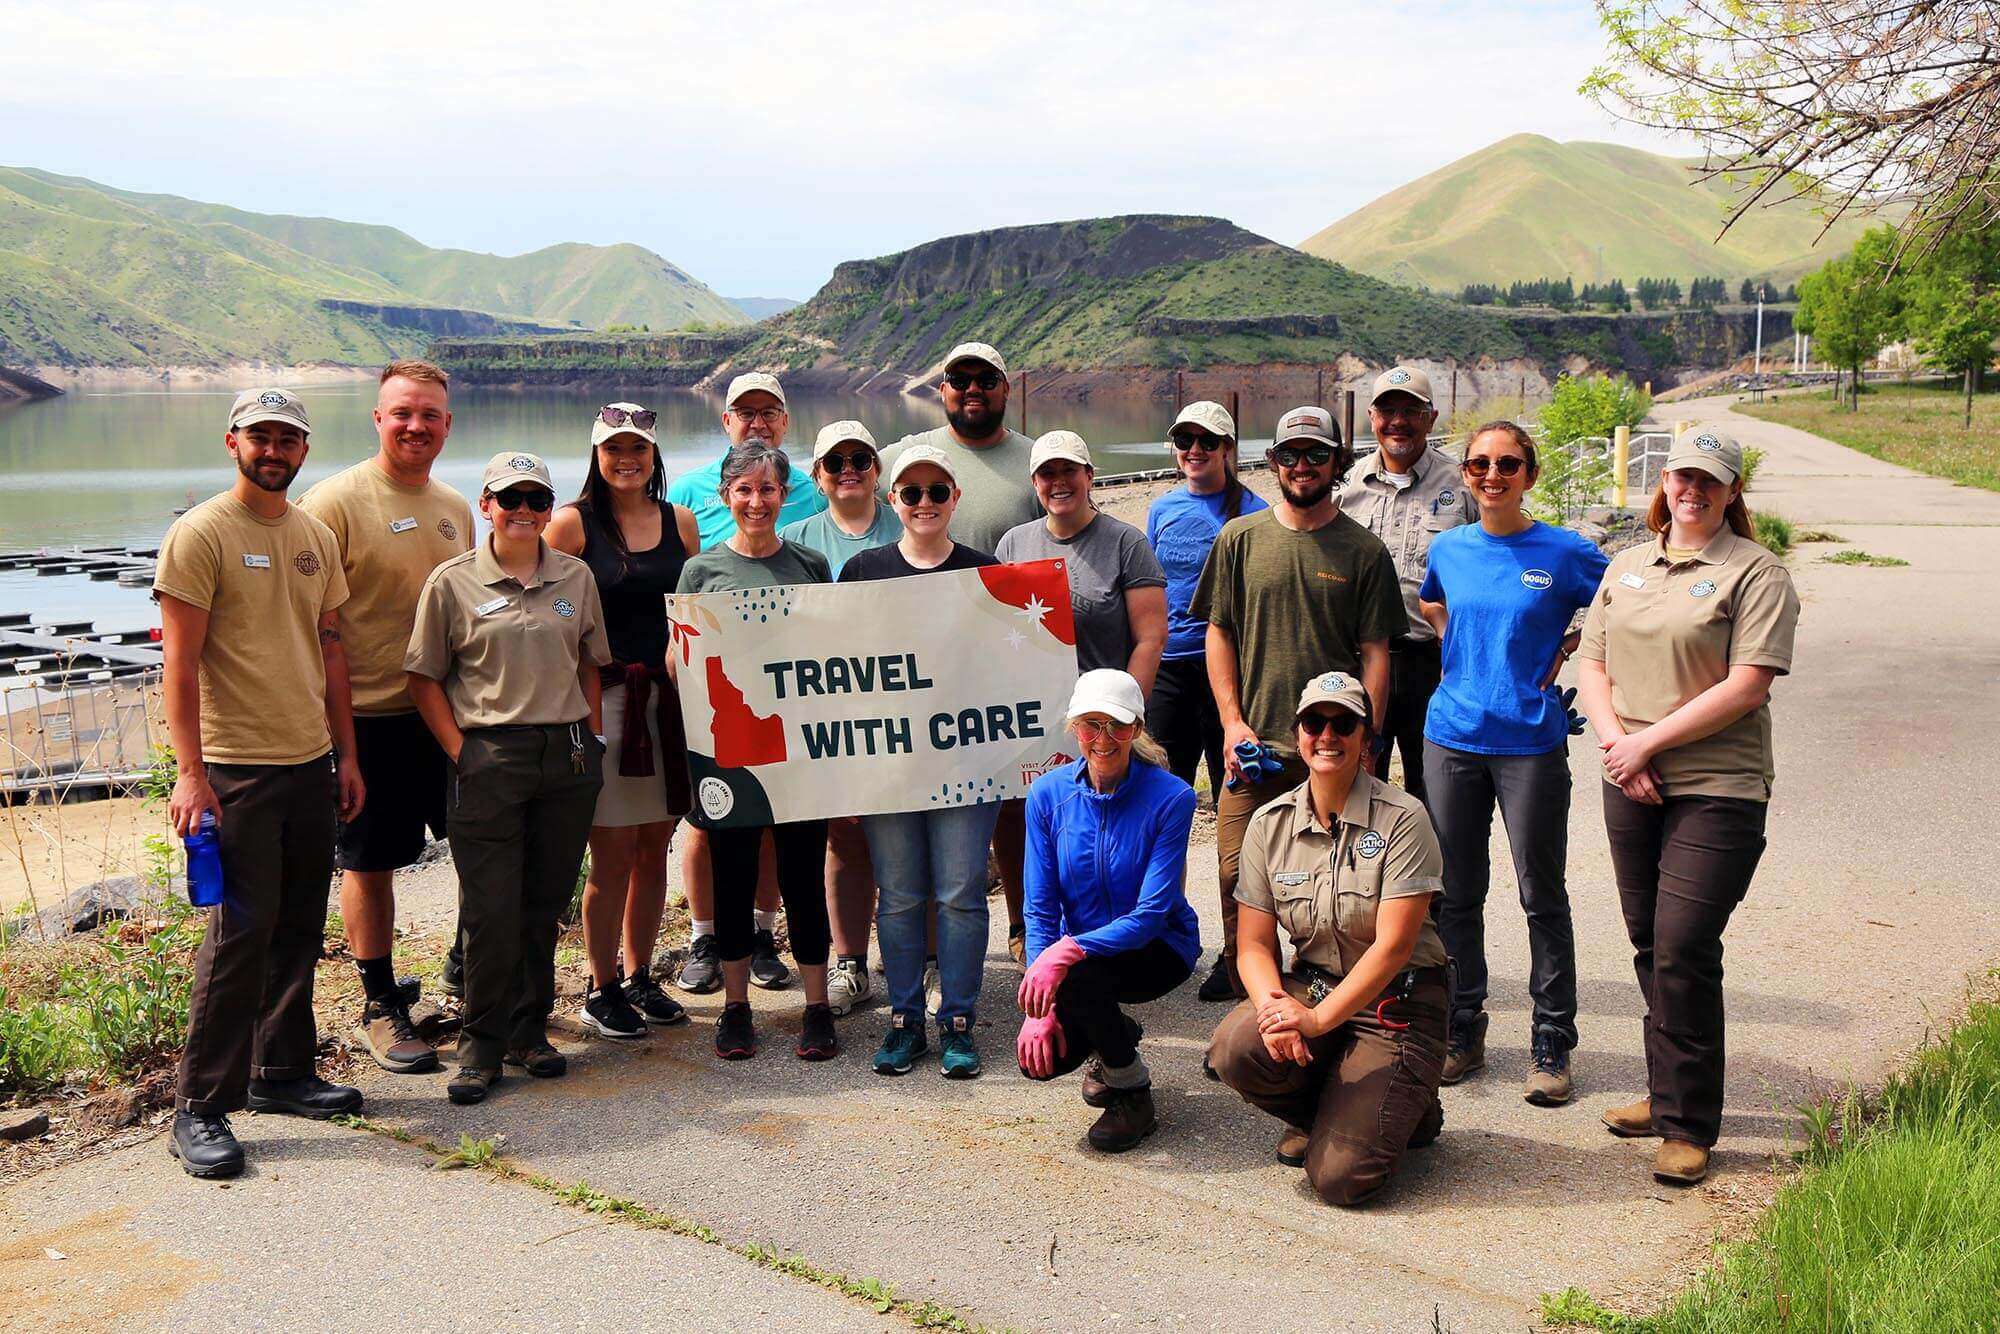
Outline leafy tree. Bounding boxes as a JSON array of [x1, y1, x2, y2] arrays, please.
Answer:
[[1902, 209, 2000, 426], [1739, 278, 1757, 304], [1795, 227, 1905, 410], [1531, 373, 1652, 521]]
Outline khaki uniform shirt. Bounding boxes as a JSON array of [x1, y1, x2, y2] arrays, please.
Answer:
[[1337, 445, 1470, 642], [298, 462, 473, 715], [406, 540, 612, 728], [1578, 529, 1799, 801], [152, 494, 349, 766], [1234, 774, 1447, 976]]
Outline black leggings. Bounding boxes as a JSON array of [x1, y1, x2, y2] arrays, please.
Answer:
[[1020, 938, 1193, 1078], [707, 821, 831, 967], [1149, 655, 1225, 798]]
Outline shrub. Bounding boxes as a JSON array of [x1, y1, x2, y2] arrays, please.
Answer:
[[1753, 510, 1794, 556], [1737, 445, 1765, 488]]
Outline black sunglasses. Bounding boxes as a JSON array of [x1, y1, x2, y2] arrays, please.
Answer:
[[1462, 456, 1527, 478], [1270, 444, 1336, 469], [1171, 432, 1229, 453], [491, 487, 555, 512], [820, 449, 876, 475], [1298, 710, 1365, 737], [944, 370, 1003, 392], [597, 405, 656, 431], [896, 482, 954, 506]]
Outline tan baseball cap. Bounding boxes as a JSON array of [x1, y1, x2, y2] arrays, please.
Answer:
[[1169, 400, 1236, 442], [1665, 426, 1744, 484], [1371, 365, 1434, 407], [590, 401, 657, 448], [228, 387, 311, 436], [941, 342, 1007, 377], [887, 442, 957, 487], [812, 420, 878, 464], [1295, 669, 1370, 721], [1029, 430, 1093, 472], [725, 372, 786, 409], [1272, 405, 1341, 448], [481, 450, 556, 495], [1066, 669, 1145, 725]]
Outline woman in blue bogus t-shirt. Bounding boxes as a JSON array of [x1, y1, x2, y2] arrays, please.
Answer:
[[1416, 421, 1608, 1108]]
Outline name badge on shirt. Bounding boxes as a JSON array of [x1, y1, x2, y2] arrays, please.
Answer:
[[389, 516, 419, 534], [242, 553, 271, 569], [474, 596, 510, 616], [1619, 572, 1646, 590]]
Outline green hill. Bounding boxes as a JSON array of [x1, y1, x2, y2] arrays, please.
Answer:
[[0, 167, 745, 367], [1300, 135, 1886, 291]]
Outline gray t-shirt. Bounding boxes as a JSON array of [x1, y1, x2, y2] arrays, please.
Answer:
[[675, 539, 831, 594], [777, 504, 902, 578], [880, 425, 1041, 554], [996, 512, 1166, 675]]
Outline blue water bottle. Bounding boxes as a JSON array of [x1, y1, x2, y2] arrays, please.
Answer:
[[184, 811, 224, 908]]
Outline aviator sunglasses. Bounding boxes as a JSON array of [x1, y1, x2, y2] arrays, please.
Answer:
[[945, 370, 1004, 392], [597, 405, 657, 431], [1270, 443, 1335, 469], [1298, 710, 1365, 737], [490, 487, 555, 512], [820, 449, 876, 475], [896, 482, 954, 506], [1075, 717, 1140, 739], [1461, 455, 1527, 478]]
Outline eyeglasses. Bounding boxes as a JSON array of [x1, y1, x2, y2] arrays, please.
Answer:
[[1171, 432, 1229, 453], [1297, 710, 1364, 737], [1461, 456, 1527, 478], [1075, 717, 1140, 739], [1270, 444, 1335, 469], [597, 405, 656, 431], [820, 449, 876, 475], [490, 488, 555, 512], [729, 405, 785, 426], [896, 482, 954, 506], [944, 370, 1004, 392], [1373, 401, 1431, 421]]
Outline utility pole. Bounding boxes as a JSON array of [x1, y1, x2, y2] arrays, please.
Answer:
[[1753, 296, 1765, 403]]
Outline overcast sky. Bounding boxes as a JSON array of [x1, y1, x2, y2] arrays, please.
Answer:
[[2, 0, 1684, 299]]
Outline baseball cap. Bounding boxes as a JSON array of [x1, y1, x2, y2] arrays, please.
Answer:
[[725, 372, 786, 409], [886, 442, 957, 486], [812, 420, 878, 464], [1272, 405, 1342, 448], [1371, 365, 1435, 407], [941, 342, 1007, 377], [228, 387, 311, 436], [590, 401, 657, 448], [1065, 669, 1145, 725], [1295, 669, 1370, 721], [481, 451, 556, 495], [1665, 426, 1744, 484], [1169, 400, 1236, 442], [1029, 430, 1092, 473]]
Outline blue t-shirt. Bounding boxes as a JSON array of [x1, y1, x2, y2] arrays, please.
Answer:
[[778, 504, 902, 578], [664, 449, 828, 551], [1419, 522, 1609, 755], [1145, 485, 1269, 660]]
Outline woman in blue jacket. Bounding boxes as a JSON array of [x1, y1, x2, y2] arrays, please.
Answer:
[[1017, 669, 1200, 1153]]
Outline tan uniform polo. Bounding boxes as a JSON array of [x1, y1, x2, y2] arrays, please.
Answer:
[[1578, 529, 1799, 801], [406, 539, 611, 728], [298, 461, 473, 715], [1337, 445, 1470, 641], [152, 494, 349, 766], [1234, 773, 1447, 976]]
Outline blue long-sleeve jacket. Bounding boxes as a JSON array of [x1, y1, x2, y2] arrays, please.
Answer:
[[1023, 758, 1201, 969]]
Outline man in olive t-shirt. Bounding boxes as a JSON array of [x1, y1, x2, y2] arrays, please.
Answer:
[[879, 342, 1041, 554]]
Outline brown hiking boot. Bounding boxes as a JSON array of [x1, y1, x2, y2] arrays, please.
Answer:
[[1276, 1126, 1309, 1168], [1601, 1098, 1655, 1138], [503, 1042, 567, 1078], [1523, 1029, 1574, 1106], [1080, 1058, 1113, 1108], [1086, 1086, 1157, 1153], [1007, 925, 1026, 965], [357, 998, 439, 1074], [1441, 1011, 1487, 1085], [1408, 1095, 1445, 1149], [1653, 1139, 1709, 1185]]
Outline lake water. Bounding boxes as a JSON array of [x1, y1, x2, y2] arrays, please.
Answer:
[[0, 384, 1233, 631]]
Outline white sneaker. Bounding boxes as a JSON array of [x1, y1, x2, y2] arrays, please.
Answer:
[[923, 960, 943, 1019], [827, 960, 871, 1017]]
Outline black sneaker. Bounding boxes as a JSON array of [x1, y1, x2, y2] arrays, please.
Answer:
[[170, 1111, 243, 1179], [582, 983, 647, 1040], [715, 1001, 756, 1060], [796, 1002, 837, 1061], [622, 968, 688, 1025], [1196, 953, 1243, 1003], [677, 934, 721, 994], [749, 929, 791, 989]]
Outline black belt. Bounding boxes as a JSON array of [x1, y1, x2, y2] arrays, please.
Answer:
[[1292, 960, 1447, 1005]]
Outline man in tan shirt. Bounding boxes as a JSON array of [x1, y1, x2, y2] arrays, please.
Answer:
[[154, 387, 365, 1180], [299, 359, 473, 1074]]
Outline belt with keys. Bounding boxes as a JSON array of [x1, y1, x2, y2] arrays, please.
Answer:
[[1294, 962, 1423, 1030]]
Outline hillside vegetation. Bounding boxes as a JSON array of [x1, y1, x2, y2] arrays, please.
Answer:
[[1302, 135, 1886, 291]]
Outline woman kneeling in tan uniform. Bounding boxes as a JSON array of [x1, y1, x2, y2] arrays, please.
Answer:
[[1207, 671, 1449, 1206]]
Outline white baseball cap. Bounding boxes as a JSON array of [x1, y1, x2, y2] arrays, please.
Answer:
[[1065, 669, 1145, 725], [886, 442, 957, 486], [1029, 430, 1092, 472], [812, 420, 878, 464], [725, 372, 787, 409], [941, 342, 1007, 377], [1169, 400, 1236, 442]]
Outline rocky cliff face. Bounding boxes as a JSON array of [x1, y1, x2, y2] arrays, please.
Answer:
[[316, 300, 574, 338], [0, 365, 62, 400]]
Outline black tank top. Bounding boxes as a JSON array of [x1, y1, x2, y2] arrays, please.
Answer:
[[578, 500, 689, 669]]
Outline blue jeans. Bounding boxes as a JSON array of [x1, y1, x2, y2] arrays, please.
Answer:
[[861, 802, 1001, 1026]]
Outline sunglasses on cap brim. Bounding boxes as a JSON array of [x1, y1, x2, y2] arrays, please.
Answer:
[[489, 487, 555, 512], [597, 405, 656, 431]]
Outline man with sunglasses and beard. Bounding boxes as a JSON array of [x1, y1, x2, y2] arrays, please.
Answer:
[[1188, 406, 1402, 1002], [299, 360, 473, 1077], [1337, 367, 1469, 808]]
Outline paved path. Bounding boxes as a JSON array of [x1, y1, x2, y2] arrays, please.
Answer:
[[6, 395, 1996, 1331]]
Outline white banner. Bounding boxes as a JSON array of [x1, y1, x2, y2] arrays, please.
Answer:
[[668, 559, 1081, 827]]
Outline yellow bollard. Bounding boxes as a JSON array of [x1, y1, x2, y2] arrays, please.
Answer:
[[1614, 425, 1630, 508]]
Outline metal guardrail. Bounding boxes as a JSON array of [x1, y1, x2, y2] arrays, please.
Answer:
[[2, 667, 161, 796]]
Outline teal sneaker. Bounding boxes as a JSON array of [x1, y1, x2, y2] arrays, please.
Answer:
[[872, 1015, 927, 1075], [938, 1019, 982, 1080]]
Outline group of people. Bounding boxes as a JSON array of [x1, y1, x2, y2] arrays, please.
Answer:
[[156, 343, 1798, 1205]]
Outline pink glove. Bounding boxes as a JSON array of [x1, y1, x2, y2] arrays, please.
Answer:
[[1016, 1012, 1068, 1079], [1017, 935, 1086, 1018]]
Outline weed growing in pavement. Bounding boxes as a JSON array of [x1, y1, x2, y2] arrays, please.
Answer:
[[434, 1133, 502, 1170], [1793, 528, 1844, 543], [1821, 549, 1909, 567], [1751, 510, 1793, 556]]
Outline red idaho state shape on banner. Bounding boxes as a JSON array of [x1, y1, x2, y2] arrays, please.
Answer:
[[707, 657, 788, 767], [977, 559, 1076, 647]]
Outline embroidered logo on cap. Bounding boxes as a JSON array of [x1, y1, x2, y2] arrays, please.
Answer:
[[1693, 433, 1724, 452], [1521, 569, 1554, 590], [1690, 579, 1718, 598], [1436, 489, 1456, 508], [258, 390, 289, 409], [292, 551, 321, 576], [1386, 369, 1412, 386], [508, 455, 537, 471], [1356, 831, 1387, 859], [553, 598, 576, 618], [437, 517, 458, 541], [1318, 672, 1350, 692]]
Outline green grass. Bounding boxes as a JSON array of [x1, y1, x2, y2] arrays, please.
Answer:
[[1822, 550, 1910, 567], [1545, 990, 2000, 1332], [1737, 383, 2000, 491], [1752, 510, 1793, 556]]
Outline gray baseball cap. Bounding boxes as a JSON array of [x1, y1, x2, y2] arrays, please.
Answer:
[[1272, 405, 1342, 448], [228, 387, 311, 435]]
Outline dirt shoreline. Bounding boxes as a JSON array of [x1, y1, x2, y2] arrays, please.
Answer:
[[29, 364, 379, 392]]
